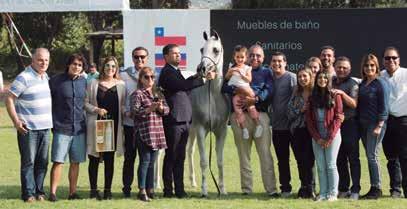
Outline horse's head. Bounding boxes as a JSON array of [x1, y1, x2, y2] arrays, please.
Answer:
[[197, 29, 224, 78]]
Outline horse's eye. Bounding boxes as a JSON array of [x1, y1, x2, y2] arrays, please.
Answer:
[[200, 48, 203, 54], [213, 47, 219, 54]]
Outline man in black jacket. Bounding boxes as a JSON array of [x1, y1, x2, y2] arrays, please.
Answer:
[[158, 44, 215, 198]]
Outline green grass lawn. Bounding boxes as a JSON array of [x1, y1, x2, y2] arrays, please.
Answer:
[[0, 102, 406, 209]]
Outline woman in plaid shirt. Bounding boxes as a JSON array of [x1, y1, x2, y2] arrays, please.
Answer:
[[132, 66, 169, 202]]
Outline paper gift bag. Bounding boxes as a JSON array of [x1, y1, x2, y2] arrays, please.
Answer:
[[95, 119, 115, 152]]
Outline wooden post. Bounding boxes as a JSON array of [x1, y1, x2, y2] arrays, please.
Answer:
[[89, 38, 94, 65]]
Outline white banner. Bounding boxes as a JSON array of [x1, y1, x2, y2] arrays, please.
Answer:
[[123, 9, 210, 75], [0, 0, 129, 12]]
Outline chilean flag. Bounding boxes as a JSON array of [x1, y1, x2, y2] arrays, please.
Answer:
[[154, 27, 187, 72]]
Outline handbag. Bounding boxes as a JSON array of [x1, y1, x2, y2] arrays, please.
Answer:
[[95, 115, 115, 152]]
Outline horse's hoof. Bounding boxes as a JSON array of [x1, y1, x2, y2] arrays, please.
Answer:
[[201, 194, 208, 198]]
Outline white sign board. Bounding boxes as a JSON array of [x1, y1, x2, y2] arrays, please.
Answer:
[[0, 0, 129, 12], [123, 9, 210, 76]]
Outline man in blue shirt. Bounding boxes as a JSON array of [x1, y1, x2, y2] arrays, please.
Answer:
[[222, 44, 278, 197], [48, 54, 87, 202], [5, 48, 53, 203], [119, 46, 149, 197]]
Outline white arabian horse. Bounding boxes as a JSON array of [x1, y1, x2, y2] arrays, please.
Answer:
[[187, 30, 230, 197]]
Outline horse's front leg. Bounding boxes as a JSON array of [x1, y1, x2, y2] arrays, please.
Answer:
[[196, 127, 209, 197], [215, 125, 228, 195], [187, 127, 198, 187], [154, 149, 164, 189]]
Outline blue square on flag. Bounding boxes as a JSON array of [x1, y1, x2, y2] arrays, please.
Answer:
[[155, 27, 164, 37]]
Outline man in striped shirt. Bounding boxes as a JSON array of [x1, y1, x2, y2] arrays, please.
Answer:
[[5, 48, 53, 203]]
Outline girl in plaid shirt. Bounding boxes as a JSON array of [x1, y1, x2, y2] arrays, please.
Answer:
[[132, 66, 169, 202]]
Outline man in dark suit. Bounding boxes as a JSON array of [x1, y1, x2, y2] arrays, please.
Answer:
[[158, 44, 215, 198]]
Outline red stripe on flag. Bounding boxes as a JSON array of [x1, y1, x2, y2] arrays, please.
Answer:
[[155, 36, 186, 46], [155, 59, 186, 66]]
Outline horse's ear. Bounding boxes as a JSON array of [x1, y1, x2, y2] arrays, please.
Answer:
[[203, 31, 208, 41], [211, 29, 219, 40]]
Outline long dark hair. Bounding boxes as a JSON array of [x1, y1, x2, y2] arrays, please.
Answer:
[[311, 71, 334, 108]]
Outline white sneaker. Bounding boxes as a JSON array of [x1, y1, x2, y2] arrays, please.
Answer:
[[254, 125, 263, 138], [314, 195, 326, 202], [242, 128, 249, 140], [327, 195, 338, 201], [350, 193, 359, 200], [281, 191, 291, 198]]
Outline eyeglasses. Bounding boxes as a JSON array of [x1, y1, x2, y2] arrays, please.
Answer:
[[249, 54, 262, 58], [364, 63, 376, 68], [143, 75, 155, 80], [104, 63, 116, 68], [133, 55, 147, 60], [384, 56, 399, 61]]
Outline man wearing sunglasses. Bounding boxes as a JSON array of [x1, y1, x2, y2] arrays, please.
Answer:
[[158, 44, 216, 198], [119, 46, 149, 197], [381, 46, 407, 198]]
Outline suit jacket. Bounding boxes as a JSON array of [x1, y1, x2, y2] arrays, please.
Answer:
[[158, 64, 205, 123]]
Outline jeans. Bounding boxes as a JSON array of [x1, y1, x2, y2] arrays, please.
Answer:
[[382, 115, 407, 194], [137, 140, 158, 190], [337, 118, 361, 193], [17, 129, 50, 200], [122, 125, 137, 193], [291, 127, 315, 191], [312, 131, 341, 198], [360, 121, 386, 189]]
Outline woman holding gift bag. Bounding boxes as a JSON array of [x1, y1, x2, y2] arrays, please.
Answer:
[[85, 56, 125, 200], [132, 66, 169, 202]]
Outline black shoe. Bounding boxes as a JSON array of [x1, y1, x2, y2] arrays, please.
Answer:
[[298, 188, 315, 199], [138, 193, 151, 202], [297, 188, 306, 198], [175, 191, 189, 199], [163, 192, 174, 198], [268, 192, 280, 198], [242, 192, 250, 195], [90, 190, 102, 200], [68, 193, 81, 200], [122, 188, 131, 198], [361, 187, 382, 199], [147, 192, 155, 199], [123, 191, 131, 198], [103, 190, 112, 200], [48, 193, 57, 202]]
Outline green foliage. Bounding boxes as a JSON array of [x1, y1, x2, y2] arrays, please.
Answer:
[[52, 13, 90, 55], [50, 13, 91, 73]]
